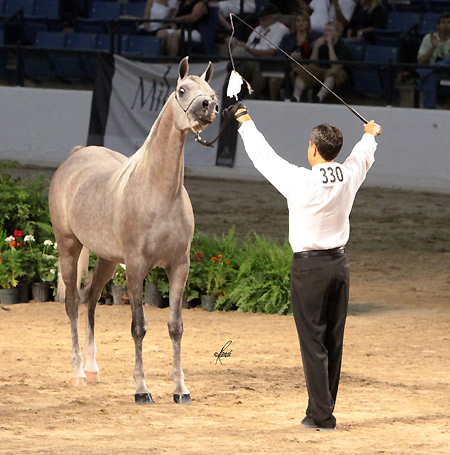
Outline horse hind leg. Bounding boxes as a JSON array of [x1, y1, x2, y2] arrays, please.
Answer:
[[167, 260, 191, 405], [83, 257, 117, 385], [58, 239, 86, 386]]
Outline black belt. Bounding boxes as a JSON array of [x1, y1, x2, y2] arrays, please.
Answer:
[[293, 247, 345, 259]]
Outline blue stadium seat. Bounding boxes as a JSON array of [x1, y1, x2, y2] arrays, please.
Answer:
[[23, 17, 49, 44], [21, 30, 65, 81], [97, 32, 114, 52], [90, 1, 121, 20], [122, 34, 162, 57], [65, 32, 98, 80], [373, 11, 420, 46], [419, 13, 440, 37], [75, 17, 108, 34], [3, 0, 34, 16], [351, 45, 399, 99], [428, 0, 450, 12], [346, 41, 366, 61], [199, 6, 219, 55], [121, 2, 146, 17]]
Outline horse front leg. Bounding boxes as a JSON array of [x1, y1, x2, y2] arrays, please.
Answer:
[[83, 257, 117, 384], [126, 263, 153, 404], [167, 258, 191, 405]]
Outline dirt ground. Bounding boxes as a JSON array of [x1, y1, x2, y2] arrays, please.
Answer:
[[1, 177, 449, 455]]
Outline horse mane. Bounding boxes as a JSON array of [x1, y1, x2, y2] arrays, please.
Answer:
[[113, 92, 175, 195]]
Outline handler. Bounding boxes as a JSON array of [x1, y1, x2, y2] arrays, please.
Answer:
[[225, 104, 381, 431]]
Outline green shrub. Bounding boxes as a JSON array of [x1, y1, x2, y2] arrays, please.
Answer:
[[0, 163, 52, 242]]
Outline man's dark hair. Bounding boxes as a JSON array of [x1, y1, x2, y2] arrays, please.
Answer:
[[439, 11, 450, 22], [310, 124, 344, 161]]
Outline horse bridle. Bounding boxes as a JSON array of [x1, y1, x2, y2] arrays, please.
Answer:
[[175, 90, 229, 148]]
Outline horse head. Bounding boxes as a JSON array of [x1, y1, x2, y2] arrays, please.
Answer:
[[173, 57, 219, 133]]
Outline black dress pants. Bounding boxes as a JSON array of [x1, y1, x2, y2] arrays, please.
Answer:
[[290, 250, 349, 428]]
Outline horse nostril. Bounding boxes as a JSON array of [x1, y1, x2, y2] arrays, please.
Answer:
[[214, 104, 219, 113], [202, 100, 209, 110]]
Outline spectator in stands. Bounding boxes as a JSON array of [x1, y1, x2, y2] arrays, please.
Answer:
[[297, 0, 356, 38], [217, 0, 256, 32], [137, 0, 178, 35], [230, 3, 289, 99], [157, 0, 210, 56], [291, 20, 351, 102], [346, 0, 386, 44], [269, 12, 313, 100], [416, 11, 450, 109]]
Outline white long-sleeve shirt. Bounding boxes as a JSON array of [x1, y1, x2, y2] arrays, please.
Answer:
[[238, 120, 377, 252]]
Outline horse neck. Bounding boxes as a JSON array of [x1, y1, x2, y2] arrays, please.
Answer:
[[138, 96, 187, 197]]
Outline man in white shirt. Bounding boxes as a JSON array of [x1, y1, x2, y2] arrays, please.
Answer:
[[231, 3, 289, 98], [225, 102, 381, 431]]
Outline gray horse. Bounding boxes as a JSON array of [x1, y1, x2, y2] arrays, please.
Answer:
[[48, 57, 218, 404]]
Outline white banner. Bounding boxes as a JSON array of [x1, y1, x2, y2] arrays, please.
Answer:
[[104, 56, 229, 167]]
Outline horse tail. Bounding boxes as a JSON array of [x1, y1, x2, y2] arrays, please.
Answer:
[[70, 145, 84, 155], [55, 247, 90, 303]]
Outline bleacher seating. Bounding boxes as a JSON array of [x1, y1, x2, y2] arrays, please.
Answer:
[[350, 45, 399, 99], [121, 34, 162, 58]]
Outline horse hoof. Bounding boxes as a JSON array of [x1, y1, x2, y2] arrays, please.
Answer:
[[173, 393, 191, 405], [135, 393, 155, 405], [85, 371, 100, 384], [69, 376, 87, 387]]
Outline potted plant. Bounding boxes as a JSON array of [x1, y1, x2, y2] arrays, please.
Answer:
[[31, 239, 58, 302], [144, 267, 166, 308], [201, 254, 231, 312], [111, 264, 128, 305], [0, 232, 26, 305]]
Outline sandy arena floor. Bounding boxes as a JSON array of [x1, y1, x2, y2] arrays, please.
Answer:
[[0, 177, 449, 455]]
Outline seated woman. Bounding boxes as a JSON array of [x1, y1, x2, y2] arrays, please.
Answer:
[[291, 20, 351, 103], [269, 12, 313, 100], [346, 0, 386, 44], [217, 0, 256, 31], [157, 0, 209, 56], [137, 0, 178, 35]]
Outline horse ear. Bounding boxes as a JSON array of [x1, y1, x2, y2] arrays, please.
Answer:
[[178, 56, 189, 80], [201, 61, 213, 83]]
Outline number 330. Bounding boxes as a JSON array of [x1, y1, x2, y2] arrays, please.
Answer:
[[320, 166, 344, 184]]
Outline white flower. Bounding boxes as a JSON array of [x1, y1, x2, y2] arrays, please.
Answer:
[[50, 269, 56, 274], [53, 242, 57, 249], [5, 236, 15, 242], [24, 235, 35, 242], [120, 263, 126, 270], [44, 240, 53, 246]]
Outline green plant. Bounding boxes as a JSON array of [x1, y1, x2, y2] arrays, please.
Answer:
[[0, 232, 26, 288], [0, 163, 52, 242], [113, 264, 127, 287], [216, 234, 293, 315]]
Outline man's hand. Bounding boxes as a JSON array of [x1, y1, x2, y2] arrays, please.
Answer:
[[365, 120, 382, 136], [222, 102, 251, 123]]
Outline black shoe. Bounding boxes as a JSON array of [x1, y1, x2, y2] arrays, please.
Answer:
[[301, 416, 336, 432]]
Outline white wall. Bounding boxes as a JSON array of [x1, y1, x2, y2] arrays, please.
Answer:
[[0, 86, 92, 167], [0, 87, 449, 193]]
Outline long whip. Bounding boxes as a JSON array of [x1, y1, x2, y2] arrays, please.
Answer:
[[228, 13, 369, 124]]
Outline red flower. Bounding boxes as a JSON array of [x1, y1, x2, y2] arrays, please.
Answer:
[[194, 251, 204, 263], [217, 254, 223, 258], [211, 257, 218, 262], [10, 241, 17, 248], [14, 230, 23, 238], [225, 261, 231, 265]]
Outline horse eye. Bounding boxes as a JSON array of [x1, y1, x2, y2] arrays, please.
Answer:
[[179, 87, 186, 95]]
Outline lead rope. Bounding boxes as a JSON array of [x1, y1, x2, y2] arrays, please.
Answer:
[[228, 13, 369, 124]]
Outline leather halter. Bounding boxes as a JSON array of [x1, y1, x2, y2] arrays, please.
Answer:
[[174, 90, 227, 148]]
